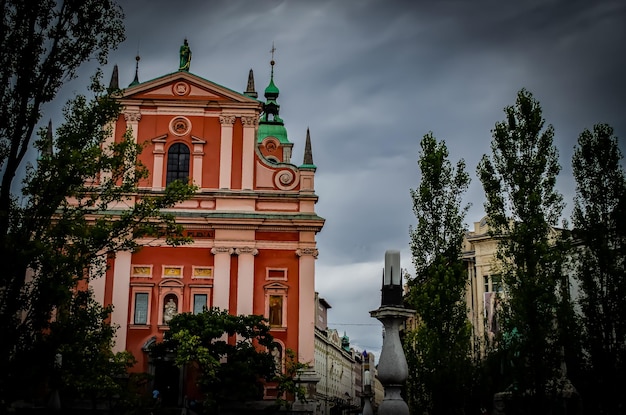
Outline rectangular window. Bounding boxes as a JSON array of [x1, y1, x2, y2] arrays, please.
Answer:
[[492, 275, 503, 293], [193, 294, 208, 315], [484, 275, 490, 293], [266, 268, 287, 281], [134, 293, 149, 325]]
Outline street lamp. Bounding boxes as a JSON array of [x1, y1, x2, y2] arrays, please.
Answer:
[[370, 250, 414, 415], [381, 250, 403, 306], [362, 370, 374, 415]]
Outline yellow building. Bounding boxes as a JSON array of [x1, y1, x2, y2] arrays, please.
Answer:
[[463, 217, 503, 344]]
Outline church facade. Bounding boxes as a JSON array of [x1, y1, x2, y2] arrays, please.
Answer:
[[90, 44, 325, 394]]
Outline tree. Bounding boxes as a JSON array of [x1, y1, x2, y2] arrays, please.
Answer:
[[43, 289, 137, 410], [0, 1, 196, 406], [158, 308, 278, 413], [571, 123, 626, 414], [477, 89, 568, 410], [405, 132, 473, 414]]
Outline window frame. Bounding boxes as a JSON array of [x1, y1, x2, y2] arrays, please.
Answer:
[[166, 142, 190, 186]]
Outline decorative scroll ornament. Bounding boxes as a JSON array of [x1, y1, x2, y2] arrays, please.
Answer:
[[124, 111, 142, 122], [235, 247, 259, 256], [219, 115, 236, 125], [274, 169, 298, 190], [296, 248, 319, 258], [211, 247, 234, 255]]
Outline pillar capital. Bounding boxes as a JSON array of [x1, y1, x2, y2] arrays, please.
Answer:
[[235, 246, 258, 256], [211, 247, 234, 255], [219, 115, 236, 125], [123, 111, 142, 123], [241, 115, 258, 127], [296, 248, 319, 258]]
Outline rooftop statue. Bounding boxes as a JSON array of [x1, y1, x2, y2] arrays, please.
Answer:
[[179, 39, 191, 71]]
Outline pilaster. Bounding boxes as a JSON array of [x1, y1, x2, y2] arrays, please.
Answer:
[[111, 251, 132, 353], [123, 109, 141, 143], [234, 246, 258, 316], [296, 247, 319, 365], [218, 115, 236, 189], [241, 116, 257, 190], [211, 247, 234, 311]]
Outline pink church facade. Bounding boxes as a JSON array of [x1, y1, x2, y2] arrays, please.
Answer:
[[90, 57, 324, 388]]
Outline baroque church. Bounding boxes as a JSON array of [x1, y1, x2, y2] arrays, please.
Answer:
[[91, 41, 325, 401]]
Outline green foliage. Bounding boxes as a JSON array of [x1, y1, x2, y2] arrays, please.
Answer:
[[405, 132, 473, 414], [159, 308, 277, 412], [273, 348, 308, 409], [0, 2, 197, 406], [571, 123, 626, 414], [45, 290, 136, 405], [409, 132, 470, 278], [477, 89, 568, 407]]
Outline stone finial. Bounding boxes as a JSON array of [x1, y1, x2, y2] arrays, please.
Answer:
[[244, 69, 258, 98], [303, 128, 314, 166], [108, 64, 119, 91]]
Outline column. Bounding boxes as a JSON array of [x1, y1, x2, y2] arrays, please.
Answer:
[[235, 247, 258, 316], [100, 121, 117, 184], [240, 116, 258, 190], [192, 137, 206, 188], [218, 115, 236, 189], [151, 136, 166, 190], [296, 247, 318, 365], [211, 247, 234, 311], [123, 110, 141, 142], [110, 251, 132, 353]]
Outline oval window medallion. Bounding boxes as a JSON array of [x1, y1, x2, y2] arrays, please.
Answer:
[[173, 81, 190, 96], [170, 116, 191, 136]]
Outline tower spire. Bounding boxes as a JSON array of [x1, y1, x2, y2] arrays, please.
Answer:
[[129, 55, 140, 87], [303, 128, 314, 166], [108, 64, 119, 91], [244, 69, 258, 98]]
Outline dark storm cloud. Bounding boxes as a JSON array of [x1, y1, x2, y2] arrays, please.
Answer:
[[42, 0, 626, 357]]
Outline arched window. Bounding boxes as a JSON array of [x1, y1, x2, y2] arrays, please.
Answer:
[[166, 143, 190, 185]]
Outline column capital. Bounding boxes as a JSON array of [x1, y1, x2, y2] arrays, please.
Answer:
[[241, 116, 258, 127], [235, 247, 258, 256], [296, 248, 319, 258], [211, 247, 234, 255], [124, 111, 142, 123], [219, 115, 236, 125]]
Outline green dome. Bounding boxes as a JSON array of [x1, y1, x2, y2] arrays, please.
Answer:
[[258, 121, 289, 144], [264, 77, 279, 99]]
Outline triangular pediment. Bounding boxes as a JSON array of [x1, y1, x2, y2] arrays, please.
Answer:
[[120, 71, 260, 106]]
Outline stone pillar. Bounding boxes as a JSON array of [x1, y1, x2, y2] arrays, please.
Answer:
[[370, 306, 413, 415], [218, 115, 236, 189], [211, 247, 234, 311], [235, 246, 258, 316]]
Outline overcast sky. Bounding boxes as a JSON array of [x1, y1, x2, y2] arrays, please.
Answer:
[[51, 0, 626, 358]]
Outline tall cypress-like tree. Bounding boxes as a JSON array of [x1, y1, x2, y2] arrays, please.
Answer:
[[477, 89, 567, 411], [572, 123, 626, 414], [405, 132, 472, 414], [0, 2, 196, 406]]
